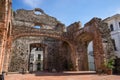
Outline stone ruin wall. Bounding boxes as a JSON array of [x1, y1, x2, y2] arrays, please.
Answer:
[[8, 36, 72, 72], [13, 9, 65, 31], [0, 2, 115, 73], [99, 21, 115, 58]]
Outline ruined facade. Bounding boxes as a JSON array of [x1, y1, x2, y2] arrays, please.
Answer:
[[0, 0, 115, 74]]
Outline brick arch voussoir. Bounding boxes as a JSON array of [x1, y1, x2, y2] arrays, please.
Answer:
[[74, 30, 94, 42], [11, 32, 72, 46]]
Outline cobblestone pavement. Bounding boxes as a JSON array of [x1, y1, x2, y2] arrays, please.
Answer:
[[5, 72, 120, 80]]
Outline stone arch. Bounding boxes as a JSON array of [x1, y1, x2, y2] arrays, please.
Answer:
[[8, 34, 76, 72], [33, 26, 41, 29], [34, 8, 45, 14], [73, 18, 114, 72], [56, 41, 73, 71], [12, 32, 63, 41], [29, 43, 47, 72]]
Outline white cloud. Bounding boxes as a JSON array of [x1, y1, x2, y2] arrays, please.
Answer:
[[22, 0, 43, 8]]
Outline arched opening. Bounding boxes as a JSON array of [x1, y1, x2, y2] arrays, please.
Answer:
[[46, 41, 72, 72], [87, 41, 95, 71], [33, 26, 41, 29], [34, 11, 42, 15], [29, 43, 44, 72], [110, 24, 114, 31], [8, 36, 73, 73], [76, 32, 94, 71], [58, 41, 73, 71]]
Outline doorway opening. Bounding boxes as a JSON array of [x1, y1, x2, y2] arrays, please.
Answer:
[[29, 43, 44, 72], [87, 41, 95, 71]]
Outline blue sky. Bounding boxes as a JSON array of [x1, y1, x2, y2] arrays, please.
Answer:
[[12, 0, 120, 26]]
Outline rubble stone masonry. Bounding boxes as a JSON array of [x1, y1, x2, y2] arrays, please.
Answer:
[[0, 0, 115, 74]]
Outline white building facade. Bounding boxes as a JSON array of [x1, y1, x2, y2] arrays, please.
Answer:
[[29, 47, 44, 72], [104, 14, 120, 58], [87, 41, 95, 71]]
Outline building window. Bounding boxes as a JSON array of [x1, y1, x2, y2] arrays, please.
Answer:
[[36, 47, 43, 51], [110, 24, 114, 31], [30, 54, 34, 61], [111, 39, 117, 51], [38, 54, 41, 60], [119, 22, 120, 28]]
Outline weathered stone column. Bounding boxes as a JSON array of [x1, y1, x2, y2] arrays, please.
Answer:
[[0, 1, 6, 73], [0, 0, 12, 74], [81, 42, 89, 71], [69, 44, 78, 71], [44, 46, 48, 71], [2, 37, 12, 73], [0, 35, 6, 73], [69, 41, 89, 71], [75, 42, 89, 71], [93, 27, 105, 72], [0, 26, 8, 74]]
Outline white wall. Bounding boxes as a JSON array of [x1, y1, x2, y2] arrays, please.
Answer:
[[106, 18, 120, 58], [30, 48, 43, 71]]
